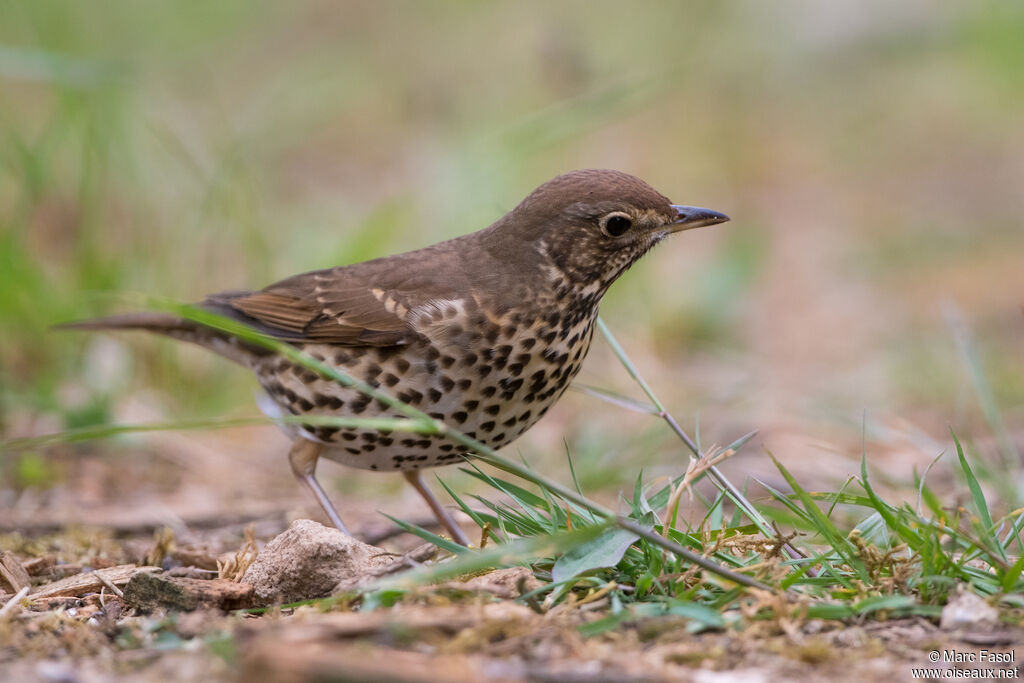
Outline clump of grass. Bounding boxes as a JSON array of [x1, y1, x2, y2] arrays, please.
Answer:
[[366, 317, 1023, 633]]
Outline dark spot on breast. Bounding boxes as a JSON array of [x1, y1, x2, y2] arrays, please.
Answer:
[[457, 378, 472, 391], [333, 351, 350, 364], [425, 346, 441, 361], [350, 397, 370, 413], [394, 357, 411, 373], [415, 439, 431, 448], [451, 411, 468, 423], [441, 355, 456, 369], [397, 389, 423, 405], [365, 363, 382, 378], [296, 397, 315, 411], [314, 426, 339, 441], [507, 363, 524, 376], [361, 432, 378, 443], [497, 345, 512, 358], [542, 331, 557, 345], [428, 388, 443, 403], [401, 438, 417, 447], [492, 433, 505, 443], [484, 404, 500, 416], [383, 373, 400, 387], [502, 324, 517, 338], [485, 326, 500, 344], [346, 447, 361, 455], [481, 386, 496, 398], [440, 376, 455, 391], [379, 436, 394, 446], [498, 377, 523, 394], [463, 400, 479, 411], [440, 443, 454, 452], [519, 410, 532, 422], [342, 432, 358, 441], [480, 421, 496, 433], [462, 352, 478, 367], [521, 338, 536, 350], [503, 417, 517, 428], [477, 365, 492, 378]]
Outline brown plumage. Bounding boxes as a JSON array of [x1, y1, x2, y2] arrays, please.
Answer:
[[64, 169, 729, 544]]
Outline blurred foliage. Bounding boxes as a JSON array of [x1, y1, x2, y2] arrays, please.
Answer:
[[1, 1, 1022, 463]]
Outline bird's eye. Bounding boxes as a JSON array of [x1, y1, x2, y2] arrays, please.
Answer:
[[601, 213, 632, 237]]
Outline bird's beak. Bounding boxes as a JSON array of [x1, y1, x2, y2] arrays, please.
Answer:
[[669, 205, 730, 232]]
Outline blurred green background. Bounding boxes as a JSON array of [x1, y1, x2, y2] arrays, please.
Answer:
[[2, 2, 1022, 518]]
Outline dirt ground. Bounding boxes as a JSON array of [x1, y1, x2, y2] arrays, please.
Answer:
[[1, 426, 1021, 682]]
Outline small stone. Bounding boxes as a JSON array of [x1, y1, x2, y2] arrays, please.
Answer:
[[940, 589, 999, 631], [241, 520, 391, 606]]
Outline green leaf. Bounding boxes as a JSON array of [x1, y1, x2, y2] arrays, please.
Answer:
[[1000, 552, 1024, 593], [953, 431, 993, 530], [852, 594, 916, 615], [665, 600, 726, 632], [552, 523, 639, 584], [854, 511, 890, 548], [383, 514, 467, 555]]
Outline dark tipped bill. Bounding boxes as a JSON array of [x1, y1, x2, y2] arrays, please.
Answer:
[[670, 205, 730, 231]]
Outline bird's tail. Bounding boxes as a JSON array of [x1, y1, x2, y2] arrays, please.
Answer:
[[56, 312, 191, 334], [56, 312, 261, 367]]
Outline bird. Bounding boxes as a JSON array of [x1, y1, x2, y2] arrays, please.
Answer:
[[63, 169, 728, 546]]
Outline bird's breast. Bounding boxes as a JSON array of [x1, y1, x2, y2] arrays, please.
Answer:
[[252, 300, 599, 471]]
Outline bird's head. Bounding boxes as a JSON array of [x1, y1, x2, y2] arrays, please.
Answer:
[[490, 169, 729, 295]]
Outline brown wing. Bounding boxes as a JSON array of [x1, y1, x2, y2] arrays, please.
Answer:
[[202, 243, 470, 347]]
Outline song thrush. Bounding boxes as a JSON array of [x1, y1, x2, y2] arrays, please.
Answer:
[[66, 169, 728, 545]]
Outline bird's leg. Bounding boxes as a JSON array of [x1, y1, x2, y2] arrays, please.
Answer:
[[402, 469, 471, 547], [288, 439, 351, 535]]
